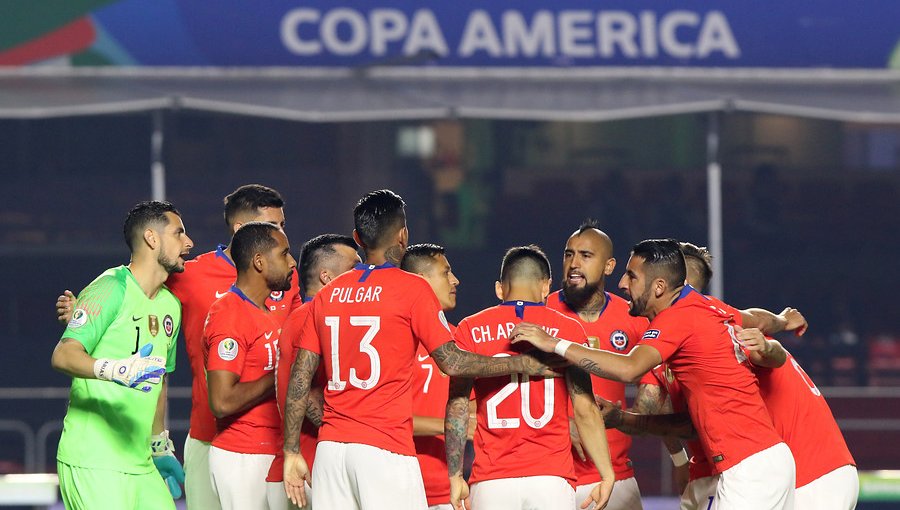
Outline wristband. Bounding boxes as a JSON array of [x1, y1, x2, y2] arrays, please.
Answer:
[[554, 340, 573, 357], [670, 449, 689, 467]]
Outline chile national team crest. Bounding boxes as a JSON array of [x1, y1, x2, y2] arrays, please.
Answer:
[[609, 330, 629, 351], [164, 315, 174, 337]]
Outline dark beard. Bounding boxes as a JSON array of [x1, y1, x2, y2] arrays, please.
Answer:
[[267, 271, 293, 292], [628, 287, 651, 317], [158, 252, 183, 274], [562, 279, 602, 311]]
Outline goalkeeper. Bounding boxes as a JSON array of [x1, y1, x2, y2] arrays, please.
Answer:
[[51, 201, 193, 510]]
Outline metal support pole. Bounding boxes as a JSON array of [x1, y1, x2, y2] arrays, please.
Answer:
[[151, 110, 166, 202], [707, 112, 724, 298]]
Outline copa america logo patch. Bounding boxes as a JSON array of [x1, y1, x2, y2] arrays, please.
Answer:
[[609, 330, 629, 351], [642, 329, 661, 340], [68, 308, 88, 329], [163, 315, 174, 337], [218, 338, 239, 361], [269, 291, 284, 302]]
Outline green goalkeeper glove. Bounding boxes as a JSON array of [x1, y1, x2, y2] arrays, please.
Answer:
[[93, 343, 165, 392], [151, 430, 185, 499]]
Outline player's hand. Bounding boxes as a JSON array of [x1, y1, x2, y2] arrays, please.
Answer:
[[449, 474, 470, 510], [509, 322, 558, 353], [583, 479, 613, 510], [674, 462, 690, 495], [594, 395, 624, 430], [150, 430, 185, 499], [56, 290, 75, 325], [93, 343, 166, 392], [734, 326, 767, 352], [780, 307, 808, 336], [283, 451, 311, 507], [518, 350, 568, 378], [569, 418, 586, 461]]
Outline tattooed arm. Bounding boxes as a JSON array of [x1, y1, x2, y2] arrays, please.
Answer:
[[510, 322, 661, 383], [567, 367, 614, 510], [597, 393, 696, 440], [306, 384, 324, 428], [445, 376, 475, 510], [429, 341, 558, 378], [282, 348, 320, 507]]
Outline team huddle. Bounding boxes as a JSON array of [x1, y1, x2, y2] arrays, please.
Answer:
[[52, 185, 857, 510]]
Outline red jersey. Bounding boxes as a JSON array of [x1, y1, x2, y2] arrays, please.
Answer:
[[299, 263, 453, 456], [267, 299, 325, 482], [753, 351, 855, 487], [639, 365, 713, 480], [411, 324, 456, 506], [455, 301, 586, 485], [204, 287, 282, 455], [638, 286, 782, 473], [167, 245, 301, 442], [547, 290, 647, 483]]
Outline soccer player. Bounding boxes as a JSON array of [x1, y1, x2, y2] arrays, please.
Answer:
[[55, 184, 301, 510], [51, 201, 193, 510], [204, 221, 297, 510], [603, 243, 856, 510], [268, 233, 362, 509], [446, 245, 615, 510], [282, 189, 560, 510], [401, 243, 464, 510], [511, 239, 796, 510], [546, 221, 648, 509]]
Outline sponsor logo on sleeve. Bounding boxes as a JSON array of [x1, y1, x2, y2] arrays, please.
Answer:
[[163, 315, 174, 337], [642, 329, 661, 340], [68, 309, 88, 329], [215, 291, 228, 299], [609, 330, 629, 351], [218, 338, 239, 361]]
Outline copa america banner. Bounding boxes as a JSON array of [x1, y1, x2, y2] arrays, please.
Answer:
[[3, 0, 899, 68]]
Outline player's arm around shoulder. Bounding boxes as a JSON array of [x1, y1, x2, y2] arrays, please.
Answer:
[[566, 365, 615, 509]]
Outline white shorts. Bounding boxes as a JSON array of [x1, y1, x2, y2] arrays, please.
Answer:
[[680, 475, 719, 510], [312, 441, 427, 510], [575, 476, 642, 510], [794, 465, 858, 510], [209, 446, 287, 510], [428, 505, 453, 510], [715, 442, 795, 510], [184, 435, 221, 510], [470, 475, 574, 510]]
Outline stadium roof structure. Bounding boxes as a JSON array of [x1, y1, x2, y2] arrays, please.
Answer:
[[3, 66, 900, 297], [2, 66, 900, 123]]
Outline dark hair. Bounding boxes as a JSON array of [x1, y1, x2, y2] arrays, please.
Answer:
[[401, 243, 446, 274], [576, 218, 603, 235], [231, 222, 281, 272], [123, 201, 180, 251], [299, 234, 358, 292], [353, 189, 406, 249], [223, 184, 284, 228], [500, 245, 551, 283], [631, 239, 686, 289], [679, 241, 713, 291]]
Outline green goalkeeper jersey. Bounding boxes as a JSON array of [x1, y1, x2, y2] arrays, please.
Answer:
[[57, 265, 181, 474]]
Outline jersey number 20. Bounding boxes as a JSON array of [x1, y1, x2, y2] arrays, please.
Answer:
[[324, 316, 381, 391], [486, 354, 555, 429]]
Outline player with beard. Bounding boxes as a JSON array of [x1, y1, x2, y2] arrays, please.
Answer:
[[56, 184, 302, 510], [204, 222, 297, 510], [512, 239, 797, 510], [268, 233, 361, 509], [545, 220, 647, 510], [52, 201, 193, 509]]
